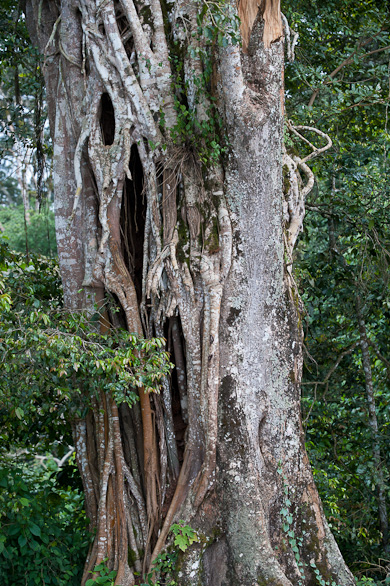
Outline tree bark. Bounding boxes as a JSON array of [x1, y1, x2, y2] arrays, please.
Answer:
[[25, 0, 355, 583], [356, 296, 389, 551]]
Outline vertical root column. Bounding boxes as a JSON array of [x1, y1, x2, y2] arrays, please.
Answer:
[[88, 106, 161, 565], [73, 419, 98, 527], [81, 396, 140, 586], [103, 244, 160, 565], [194, 199, 232, 506], [149, 181, 233, 563], [194, 280, 223, 506], [112, 402, 135, 585]]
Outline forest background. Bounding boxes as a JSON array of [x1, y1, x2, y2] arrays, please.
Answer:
[[0, 0, 389, 584]]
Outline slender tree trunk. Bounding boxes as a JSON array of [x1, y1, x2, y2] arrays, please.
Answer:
[[25, 0, 355, 583], [356, 296, 388, 550], [5, 110, 31, 253], [328, 175, 336, 254], [4, 78, 32, 228], [16, 147, 31, 258]]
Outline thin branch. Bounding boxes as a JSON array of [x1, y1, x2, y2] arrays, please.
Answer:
[[302, 341, 359, 387], [288, 122, 333, 163], [302, 382, 317, 426], [303, 342, 319, 369], [308, 38, 390, 107], [368, 339, 390, 375]]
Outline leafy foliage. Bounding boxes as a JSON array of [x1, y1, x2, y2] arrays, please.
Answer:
[[162, 0, 241, 166], [170, 522, 200, 552], [284, 0, 390, 580], [86, 559, 118, 586], [195, 0, 240, 48], [0, 234, 173, 584], [0, 454, 89, 586], [0, 203, 57, 256], [139, 523, 200, 586], [0, 240, 172, 450]]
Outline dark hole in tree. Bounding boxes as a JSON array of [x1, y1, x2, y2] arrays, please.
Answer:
[[75, 7, 83, 26], [114, 0, 135, 62], [120, 144, 146, 306], [99, 93, 115, 146], [167, 315, 188, 465]]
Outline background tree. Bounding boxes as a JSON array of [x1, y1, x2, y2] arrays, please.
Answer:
[[283, 0, 390, 579], [0, 0, 53, 255]]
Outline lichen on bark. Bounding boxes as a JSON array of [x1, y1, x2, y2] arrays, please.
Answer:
[[25, 0, 354, 583]]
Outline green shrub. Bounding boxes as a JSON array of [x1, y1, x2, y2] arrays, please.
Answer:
[[0, 455, 89, 585]]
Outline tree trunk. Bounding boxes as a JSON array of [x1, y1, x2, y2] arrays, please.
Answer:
[[25, 0, 354, 583], [356, 296, 389, 551]]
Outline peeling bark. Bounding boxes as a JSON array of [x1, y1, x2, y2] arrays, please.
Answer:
[[25, 0, 355, 584]]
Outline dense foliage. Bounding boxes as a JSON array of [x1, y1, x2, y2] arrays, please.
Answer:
[[284, 0, 390, 580], [0, 0, 389, 583], [0, 454, 89, 586], [0, 240, 173, 583], [0, 239, 172, 449], [0, 204, 56, 256]]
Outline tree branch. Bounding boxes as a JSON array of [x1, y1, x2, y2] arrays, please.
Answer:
[[288, 122, 333, 164], [302, 341, 359, 387], [308, 36, 390, 107], [368, 339, 390, 377]]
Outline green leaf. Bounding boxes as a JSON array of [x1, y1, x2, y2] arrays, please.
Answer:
[[18, 535, 27, 547], [15, 407, 24, 420], [29, 523, 41, 537], [174, 534, 189, 552], [8, 524, 21, 536]]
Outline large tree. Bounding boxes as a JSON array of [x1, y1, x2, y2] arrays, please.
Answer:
[[24, 0, 355, 583]]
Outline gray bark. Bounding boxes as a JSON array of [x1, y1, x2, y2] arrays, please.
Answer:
[[25, 0, 355, 583]]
